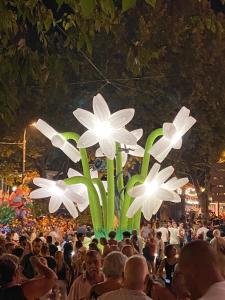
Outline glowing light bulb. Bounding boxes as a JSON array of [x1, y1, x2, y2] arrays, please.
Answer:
[[170, 132, 182, 146], [94, 121, 113, 138]]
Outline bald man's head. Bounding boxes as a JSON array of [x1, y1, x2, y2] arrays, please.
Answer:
[[179, 240, 223, 300], [124, 255, 149, 290]]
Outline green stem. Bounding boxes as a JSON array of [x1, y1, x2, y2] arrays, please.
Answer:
[[107, 159, 114, 231], [64, 176, 103, 232], [120, 174, 145, 231], [62, 132, 103, 231], [116, 143, 125, 210], [92, 178, 107, 229], [132, 128, 163, 230]]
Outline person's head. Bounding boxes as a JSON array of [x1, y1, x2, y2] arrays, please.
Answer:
[[89, 242, 99, 252], [32, 238, 42, 255], [213, 229, 221, 238], [108, 231, 116, 240], [100, 237, 108, 246], [75, 240, 83, 250], [41, 244, 49, 257], [179, 223, 184, 228], [0, 257, 19, 286], [122, 245, 134, 257], [156, 231, 162, 240], [5, 242, 15, 254], [172, 222, 177, 228], [92, 238, 98, 245], [179, 240, 223, 300], [103, 251, 127, 280], [19, 235, 27, 248], [124, 238, 132, 245], [124, 255, 149, 291], [203, 220, 208, 227], [77, 232, 85, 242], [46, 235, 53, 244], [12, 247, 24, 259], [165, 244, 176, 258], [55, 250, 64, 266], [85, 250, 101, 278], [123, 231, 131, 240], [132, 230, 138, 237]]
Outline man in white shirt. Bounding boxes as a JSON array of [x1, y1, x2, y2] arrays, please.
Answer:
[[179, 240, 225, 300], [157, 223, 169, 245], [196, 221, 209, 241], [168, 222, 179, 247], [99, 255, 152, 300]]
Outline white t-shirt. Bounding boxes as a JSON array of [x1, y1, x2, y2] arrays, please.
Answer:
[[196, 227, 209, 241], [198, 281, 225, 300], [157, 227, 169, 243], [99, 288, 152, 300], [168, 227, 179, 245]]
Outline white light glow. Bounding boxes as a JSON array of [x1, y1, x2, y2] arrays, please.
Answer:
[[12, 186, 17, 192], [144, 180, 159, 195], [93, 121, 113, 138]]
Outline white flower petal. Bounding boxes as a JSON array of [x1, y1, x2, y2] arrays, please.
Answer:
[[128, 184, 146, 198], [131, 145, 145, 157], [163, 123, 177, 139], [77, 130, 99, 148], [169, 192, 181, 203], [156, 166, 174, 185], [131, 128, 143, 141], [156, 188, 175, 201], [93, 94, 111, 121], [33, 178, 55, 188], [142, 198, 154, 220], [93, 184, 102, 206], [112, 128, 137, 145], [164, 177, 189, 190], [152, 199, 163, 215], [65, 189, 87, 204], [73, 108, 97, 129], [150, 137, 171, 162], [180, 116, 196, 136], [110, 108, 135, 128], [95, 147, 104, 157], [121, 152, 127, 167], [62, 197, 78, 218], [173, 107, 190, 131], [99, 138, 116, 160], [49, 196, 62, 213], [146, 163, 161, 183], [77, 200, 89, 212], [30, 188, 52, 199], [61, 141, 80, 163], [173, 138, 182, 149], [102, 181, 108, 192], [126, 196, 144, 218], [67, 168, 83, 178], [154, 147, 172, 163], [36, 119, 57, 140]]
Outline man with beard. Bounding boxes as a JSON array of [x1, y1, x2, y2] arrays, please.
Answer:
[[68, 250, 104, 300]]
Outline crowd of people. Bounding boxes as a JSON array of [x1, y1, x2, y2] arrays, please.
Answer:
[[0, 217, 225, 299]]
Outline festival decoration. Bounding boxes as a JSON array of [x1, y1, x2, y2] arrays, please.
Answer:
[[30, 93, 196, 238], [150, 107, 196, 162]]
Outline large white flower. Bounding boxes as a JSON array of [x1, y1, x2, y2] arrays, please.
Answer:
[[67, 168, 107, 206], [150, 107, 196, 162], [126, 163, 188, 220], [30, 178, 88, 218], [96, 129, 145, 166], [36, 119, 80, 163], [73, 93, 137, 160]]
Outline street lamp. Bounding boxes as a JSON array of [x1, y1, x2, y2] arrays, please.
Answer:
[[22, 122, 36, 179]]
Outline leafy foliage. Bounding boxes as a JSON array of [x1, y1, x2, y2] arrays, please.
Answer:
[[0, 202, 16, 224]]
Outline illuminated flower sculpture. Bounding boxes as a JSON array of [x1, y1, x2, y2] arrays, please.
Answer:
[[30, 178, 88, 218], [30, 93, 196, 238], [73, 93, 137, 160], [127, 163, 188, 220], [36, 119, 80, 163], [150, 107, 196, 162]]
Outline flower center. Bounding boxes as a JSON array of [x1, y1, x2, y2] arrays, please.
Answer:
[[144, 180, 159, 195], [170, 132, 182, 146], [94, 121, 113, 138]]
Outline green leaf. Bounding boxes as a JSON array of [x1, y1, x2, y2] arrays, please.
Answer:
[[145, 0, 156, 8], [80, 0, 96, 17], [122, 0, 136, 12], [100, 0, 115, 17]]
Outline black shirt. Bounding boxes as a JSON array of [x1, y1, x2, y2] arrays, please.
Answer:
[[48, 243, 58, 257], [21, 253, 35, 279]]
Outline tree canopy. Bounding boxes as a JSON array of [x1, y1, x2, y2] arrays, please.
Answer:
[[1, 0, 225, 213]]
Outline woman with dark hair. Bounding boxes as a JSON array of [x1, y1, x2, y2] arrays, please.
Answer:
[[158, 245, 178, 287], [0, 255, 57, 300], [55, 251, 69, 300]]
